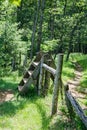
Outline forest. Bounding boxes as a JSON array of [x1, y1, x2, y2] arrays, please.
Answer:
[[0, 0, 87, 130]]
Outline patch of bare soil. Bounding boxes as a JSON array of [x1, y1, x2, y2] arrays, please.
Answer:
[[67, 62, 87, 110], [0, 90, 14, 104]]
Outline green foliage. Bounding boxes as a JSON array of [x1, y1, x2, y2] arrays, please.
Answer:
[[0, 0, 87, 129], [41, 39, 58, 52]]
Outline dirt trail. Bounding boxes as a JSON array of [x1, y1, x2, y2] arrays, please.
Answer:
[[0, 90, 14, 104], [67, 62, 87, 110]]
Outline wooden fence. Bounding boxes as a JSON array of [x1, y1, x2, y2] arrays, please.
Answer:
[[65, 84, 87, 128]]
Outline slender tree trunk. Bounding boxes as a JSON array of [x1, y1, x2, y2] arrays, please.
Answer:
[[30, 0, 40, 59], [66, 22, 78, 61], [11, 55, 16, 71], [63, 0, 67, 15], [54, 0, 67, 58], [37, 0, 45, 52], [77, 26, 81, 52], [17, 0, 24, 28], [66, 15, 84, 61], [19, 52, 21, 65], [48, 0, 57, 40], [49, 14, 55, 40]]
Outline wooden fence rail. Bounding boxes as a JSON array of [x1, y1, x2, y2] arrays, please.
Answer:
[[65, 85, 87, 128]]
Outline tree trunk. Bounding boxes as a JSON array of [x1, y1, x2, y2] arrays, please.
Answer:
[[37, 0, 45, 52], [19, 52, 21, 65], [66, 15, 84, 61], [17, 0, 24, 28], [11, 56, 16, 71], [30, 0, 40, 59], [66, 23, 78, 61]]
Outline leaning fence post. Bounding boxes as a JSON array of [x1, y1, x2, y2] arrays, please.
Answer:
[[51, 54, 63, 115]]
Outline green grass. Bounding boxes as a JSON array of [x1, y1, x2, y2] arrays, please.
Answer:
[[71, 53, 87, 93], [0, 70, 74, 130], [55, 54, 75, 83], [62, 59, 75, 82], [0, 91, 67, 130], [0, 54, 87, 130], [0, 97, 51, 130]]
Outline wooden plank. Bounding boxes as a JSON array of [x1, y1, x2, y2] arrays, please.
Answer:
[[32, 62, 39, 67], [32, 62, 40, 79], [18, 77, 34, 93], [23, 78, 28, 83], [42, 63, 56, 76], [18, 63, 40, 94], [28, 70, 33, 76], [66, 91, 87, 128]]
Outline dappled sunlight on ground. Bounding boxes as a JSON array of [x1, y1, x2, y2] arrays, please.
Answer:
[[0, 90, 14, 103]]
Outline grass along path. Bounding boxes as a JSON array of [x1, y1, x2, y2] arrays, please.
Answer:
[[67, 62, 87, 111], [0, 90, 14, 103]]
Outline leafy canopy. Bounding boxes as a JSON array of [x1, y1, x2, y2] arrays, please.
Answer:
[[9, 0, 21, 6], [1, 0, 21, 6]]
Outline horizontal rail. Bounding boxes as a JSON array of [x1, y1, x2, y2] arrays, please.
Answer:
[[66, 90, 87, 128], [42, 63, 56, 76]]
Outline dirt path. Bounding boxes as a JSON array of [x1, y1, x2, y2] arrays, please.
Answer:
[[67, 62, 87, 110], [0, 90, 14, 104]]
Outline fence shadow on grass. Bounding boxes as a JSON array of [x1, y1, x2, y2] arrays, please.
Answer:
[[0, 79, 18, 91], [0, 79, 28, 117], [35, 101, 52, 130], [0, 98, 27, 117]]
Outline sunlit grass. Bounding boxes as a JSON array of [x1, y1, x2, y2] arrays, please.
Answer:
[[55, 54, 75, 83], [71, 53, 87, 93], [62, 60, 75, 82], [0, 94, 51, 130], [0, 53, 87, 130]]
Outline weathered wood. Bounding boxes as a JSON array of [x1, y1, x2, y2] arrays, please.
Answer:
[[51, 54, 63, 115], [18, 52, 56, 95], [42, 63, 56, 76], [38, 56, 44, 95], [18, 76, 34, 93], [18, 62, 41, 94], [65, 84, 75, 119], [32, 62, 41, 79], [65, 85, 87, 128], [43, 60, 51, 96]]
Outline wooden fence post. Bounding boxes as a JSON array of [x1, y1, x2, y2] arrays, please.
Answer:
[[65, 84, 75, 119], [38, 56, 44, 95], [51, 54, 63, 115], [43, 60, 51, 96], [65, 84, 87, 128]]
